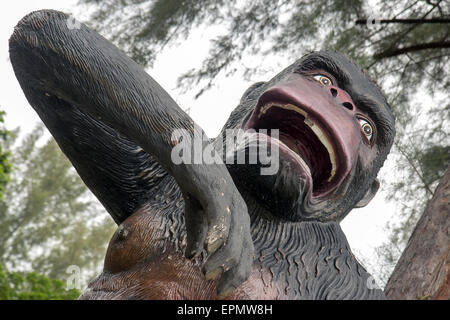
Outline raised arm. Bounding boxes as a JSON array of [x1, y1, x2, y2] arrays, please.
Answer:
[[9, 10, 253, 297]]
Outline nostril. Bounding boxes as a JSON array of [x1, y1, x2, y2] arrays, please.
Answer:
[[330, 88, 338, 97], [342, 102, 354, 110]]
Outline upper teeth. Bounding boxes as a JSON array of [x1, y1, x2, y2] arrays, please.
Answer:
[[259, 103, 337, 181], [259, 103, 307, 118]]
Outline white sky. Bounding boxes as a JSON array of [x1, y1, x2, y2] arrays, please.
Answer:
[[0, 0, 399, 285]]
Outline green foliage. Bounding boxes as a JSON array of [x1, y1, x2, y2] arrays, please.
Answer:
[[0, 125, 116, 285], [0, 110, 12, 199], [420, 145, 450, 186], [0, 264, 79, 300]]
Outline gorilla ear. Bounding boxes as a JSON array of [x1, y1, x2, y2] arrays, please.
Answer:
[[355, 178, 380, 208]]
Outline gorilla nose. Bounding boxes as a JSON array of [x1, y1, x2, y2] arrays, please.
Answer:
[[329, 86, 355, 112]]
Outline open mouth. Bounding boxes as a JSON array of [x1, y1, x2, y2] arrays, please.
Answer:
[[244, 92, 343, 197]]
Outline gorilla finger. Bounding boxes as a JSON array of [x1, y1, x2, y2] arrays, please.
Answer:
[[204, 203, 232, 253], [184, 199, 208, 259], [216, 234, 254, 299], [205, 191, 248, 253], [202, 211, 247, 279]]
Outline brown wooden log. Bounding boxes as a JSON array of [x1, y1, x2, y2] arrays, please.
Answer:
[[385, 166, 450, 300]]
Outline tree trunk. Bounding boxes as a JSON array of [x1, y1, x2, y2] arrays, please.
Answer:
[[385, 166, 450, 300]]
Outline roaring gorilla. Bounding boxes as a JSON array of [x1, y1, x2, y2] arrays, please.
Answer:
[[10, 10, 395, 299]]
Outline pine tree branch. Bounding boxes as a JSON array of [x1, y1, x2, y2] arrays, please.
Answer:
[[374, 41, 450, 59], [356, 18, 450, 25], [395, 141, 435, 195]]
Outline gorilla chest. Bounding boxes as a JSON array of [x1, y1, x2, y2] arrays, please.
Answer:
[[84, 208, 378, 300]]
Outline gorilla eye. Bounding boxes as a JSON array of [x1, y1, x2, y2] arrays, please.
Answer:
[[312, 74, 333, 86], [358, 118, 374, 144]]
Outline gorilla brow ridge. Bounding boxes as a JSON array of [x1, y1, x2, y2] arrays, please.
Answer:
[[294, 53, 351, 87]]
